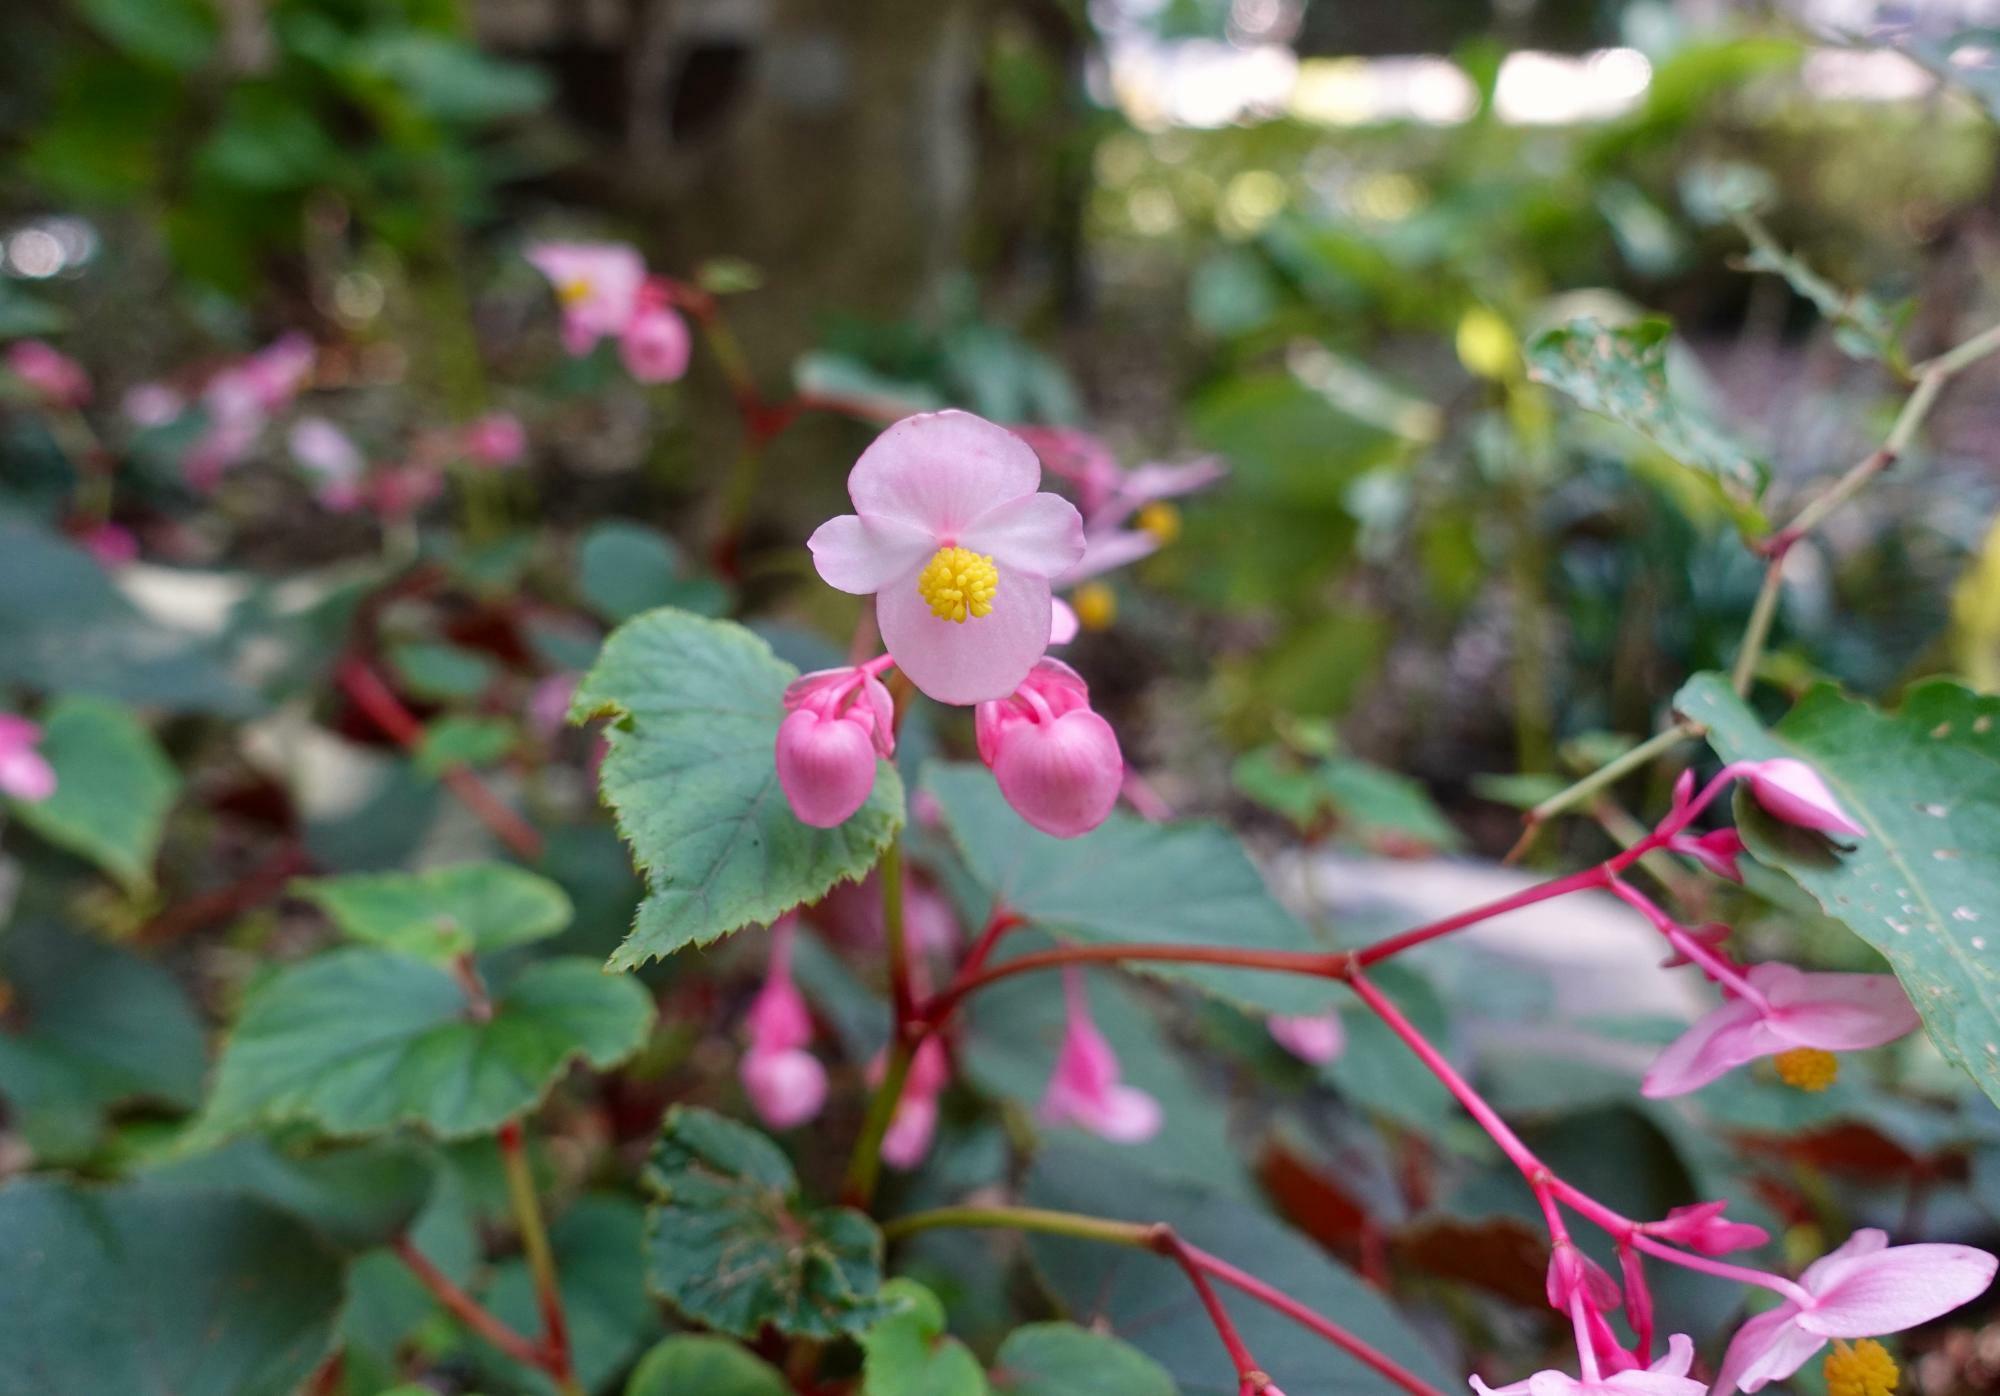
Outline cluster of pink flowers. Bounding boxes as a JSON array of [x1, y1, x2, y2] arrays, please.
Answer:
[[524, 242, 690, 384]]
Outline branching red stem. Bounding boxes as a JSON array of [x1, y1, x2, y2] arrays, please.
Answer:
[[392, 1235, 548, 1370]]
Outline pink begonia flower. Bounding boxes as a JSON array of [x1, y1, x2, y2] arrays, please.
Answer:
[[78, 522, 138, 568], [525, 242, 647, 355], [122, 382, 184, 427], [1268, 1011, 1345, 1065], [1470, 1334, 1703, 1396], [1645, 1201, 1768, 1256], [0, 715, 56, 803], [620, 303, 691, 384], [1642, 963, 1920, 1098], [1015, 425, 1227, 528], [1039, 971, 1163, 1142], [738, 917, 828, 1130], [1666, 827, 1744, 882], [808, 412, 1085, 705], [1714, 1229, 1998, 1394], [288, 416, 366, 511], [975, 658, 1122, 838], [879, 1037, 951, 1170], [462, 412, 527, 468], [6, 340, 90, 408], [1742, 758, 1864, 839], [775, 663, 895, 828]]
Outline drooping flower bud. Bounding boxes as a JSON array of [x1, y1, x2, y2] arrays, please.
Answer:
[[739, 916, 827, 1130], [1667, 827, 1746, 882], [1645, 1200, 1769, 1256], [1743, 759, 1864, 839], [1547, 1241, 1621, 1314], [774, 664, 894, 828], [1268, 1012, 1346, 1065], [879, 1037, 951, 1170], [1039, 970, 1162, 1142], [620, 301, 691, 384], [975, 659, 1122, 838]]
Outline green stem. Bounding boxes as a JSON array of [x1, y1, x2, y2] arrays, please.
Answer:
[[1525, 723, 1700, 828], [842, 1037, 913, 1208], [883, 1204, 1155, 1247], [1730, 560, 1785, 696], [498, 1120, 582, 1396], [881, 838, 910, 1023]]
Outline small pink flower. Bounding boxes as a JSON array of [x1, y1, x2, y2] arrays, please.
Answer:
[[6, 340, 90, 409], [1666, 827, 1745, 882], [122, 382, 183, 427], [879, 1037, 951, 1170], [808, 412, 1085, 705], [183, 417, 261, 491], [1644, 1201, 1768, 1256], [0, 715, 56, 803], [1742, 758, 1864, 839], [775, 664, 895, 828], [288, 416, 366, 508], [1642, 962, 1920, 1098], [739, 916, 828, 1130], [525, 242, 647, 355], [1039, 970, 1162, 1142], [1714, 1229, 1997, 1394], [367, 464, 444, 521], [463, 412, 527, 468], [78, 522, 138, 567], [206, 334, 314, 424], [975, 658, 1122, 838], [1471, 1334, 1703, 1396], [1268, 1012, 1345, 1065], [620, 303, 691, 384]]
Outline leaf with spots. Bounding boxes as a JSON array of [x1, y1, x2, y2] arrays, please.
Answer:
[[1676, 673, 2000, 1108], [1528, 318, 1768, 518], [572, 609, 904, 970], [641, 1106, 891, 1340]]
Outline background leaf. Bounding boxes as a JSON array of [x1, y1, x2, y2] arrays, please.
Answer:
[[574, 609, 903, 969], [627, 1335, 792, 1396], [294, 861, 573, 959], [9, 696, 180, 892], [992, 1323, 1178, 1396], [861, 1279, 989, 1396]]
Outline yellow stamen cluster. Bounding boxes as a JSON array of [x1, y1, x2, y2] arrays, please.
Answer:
[[1137, 500, 1182, 544], [1825, 1339, 1899, 1396], [558, 276, 594, 307], [1072, 581, 1117, 631], [917, 546, 998, 624], [1774, 1047, 1840, 1092]]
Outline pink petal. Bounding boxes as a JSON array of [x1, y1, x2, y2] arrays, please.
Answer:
[[1056, 528, 1159, 586], [1745, 758, 1865, 839], [740, 1047, 828, 1130], [1798, 1228, 1889, 1291], [992, 708, 1123, 838], [847, 411, 1042, 536], [1269, 1012, 1345, 1065], [808, 513, 937, 595], [1523, 1373, 1585, 1396], [1091, 456, 1228, 529], [620, 306, 691, 383], [1049, 598, 1079, 645], [1649, 1334, 1695, 1379], [1713, 1305, 1818, 1394], [1599, 1372, 1703, 1396], [1765, 971, 1919, 1051], [958, 491, 1086, 579], [774, 708, 879, 827], [1468, 1375, 1540, 1396], [882, 1094, 939, 1169], [1797, 1242, 1997, 1338], [0, 748, 56, 803], [876, 563, 1053, 705], [1640, 997, 1779, 1097]]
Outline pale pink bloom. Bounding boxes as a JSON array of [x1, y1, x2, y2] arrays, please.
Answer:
[[0, 715, 56, 803], [366, 465, 443, 521], [182, 418, 261, 492], [808, 412, 1085, 705], [879, 1037, 951, 1170], [122, 382, 184, 427], [1049, 597, 1080, 646], [6, 340, 90, 408], [205, 334, 314, 426], [528, 674, 579, 738], [1644, 1201, 1768, 1256], [1470, 1334, 1703, 1396], [1714, 1229, 1997, 1394], [774, 664, 894, 828], [1741, 759, 1863, 839], [288, 416, 366, 509], [1056, 527, 1162, 587], [1642, 963, 1920, 1098], [1039, 971, 1162, 1142], [1013, 426, 1122, 513], [78, 522, 138, 567], [462, 412, 527, 468], [1268, 1012, 1345, 1065], [1666, 828, 1744, 882], [620, 304, 691, 384], [1093, 457, 1227, 530], [739, 917, 828, 1130], [975, 658, 1122, 838], [525, 242, 646, 355]]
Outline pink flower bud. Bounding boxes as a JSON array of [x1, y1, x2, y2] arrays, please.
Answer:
[[6, 340, 90, 408], [877, 1037, 951, 1170], [1040, 971, 1162, 1143], [78, 522, 138, 568], [774, 665, 893, 829], [463, 412, 527, 468], [0, 714, 56, 803], [621, 305, 691, 384], [1646, 1201, 1768, 1256], [1667, 827, 1746, 882], [740, 1048, 827, 1130], [1268, 1012, 1345, 1065], [975, 659, 1122, 839], [1743, 758, 1864, 839], [739, 918, 828, 1130], [122, 382, 184, 427], [1547, 1241, 1621, 1313]]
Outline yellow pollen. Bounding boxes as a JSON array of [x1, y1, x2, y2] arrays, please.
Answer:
[[917, 546, 998, 623], [1774, 1047, 1839, 1092], [1073, 581, 1117, 631], [558, 276, 594, 307], [1825, 1339, 1899, 1396], [1137, 500, 1182, 545]]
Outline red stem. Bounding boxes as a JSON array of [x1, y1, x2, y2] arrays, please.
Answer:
[[1155, 1231, 1269, 1393], [956, 908, 1023, 982], [337, 658, 545, 862], [139, 842, 308, 943], [391, 1236, 549, 1370]]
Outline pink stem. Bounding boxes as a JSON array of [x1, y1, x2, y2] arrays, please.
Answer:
[[1628, 1234, 1813, 1308], [1354, 863, 1616, 967], [1604, 877, 1768, 1009]]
